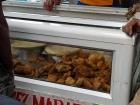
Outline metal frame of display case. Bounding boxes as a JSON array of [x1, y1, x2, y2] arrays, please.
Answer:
[[3, 1, 128, 23], [8, 17, 134, 105]]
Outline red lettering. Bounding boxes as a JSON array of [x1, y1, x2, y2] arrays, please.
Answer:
[[66, 102, 80, 105], [73, 103, 80, 105], [54, 99, 64, 105], [46, 98, 52, 105], [67, 102, 70, 105], [22, 93, 29, 103], [33, 95, 45, 105], [16, 92, 23, 101], [13, 91, 29, 103]]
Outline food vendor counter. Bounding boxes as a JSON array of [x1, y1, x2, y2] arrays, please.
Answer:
[[7, 17, 134, 105]]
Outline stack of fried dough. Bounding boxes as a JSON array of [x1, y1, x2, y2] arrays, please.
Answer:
[[13, 49, 112, 93]]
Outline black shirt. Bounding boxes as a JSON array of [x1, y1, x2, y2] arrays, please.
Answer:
[[0, 0, 6, 1]]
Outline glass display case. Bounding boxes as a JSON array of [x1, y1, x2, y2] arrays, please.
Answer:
[[8, 18, 134, 105], [12, 39, 112, 93], [2, 0, 136, 104]]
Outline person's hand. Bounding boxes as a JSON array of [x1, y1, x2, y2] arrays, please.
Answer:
[[43, 0, 60, 11], [122, 18, 140, 37]]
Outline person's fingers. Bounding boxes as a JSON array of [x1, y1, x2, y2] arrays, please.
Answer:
[[128, 26, 133, 36], [122, 18, 140, 37], [122, 25, 129, 34], [54, 0, 60, 5], [43, 1, 47, 9], [122, 25, 126, 32], [122, 25, 133, 36], [122, 18, 137, 36], [43, 0, 54, 11], [43, 0, 60, 11]]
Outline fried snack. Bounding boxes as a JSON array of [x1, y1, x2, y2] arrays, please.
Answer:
[[72, 58, 85, 66], [88, 53, 105, 65], [36, 56, 47, 65], [63, 71, 72, 78], [101, 64, 108, 70], [38, 66, 49, 75], [33, 69, 39, 78], [83, 78, 93, 89], [75, 77, 84, 86], [28, 54, 49, 66], [95, 70, 111, 79], [101, 83, 110, 92], [65, 76, 75, 85], [47, 73, 59, 82], [57, 78, 65, 84], [15, 63, 35, 76], [28, 53, 38, 63], [13, 44, 112, 93], [35, 56, 48, 66], [55, 63, 71, 73], [78, 50, 89, 59], [96, 60, 104, 70], [61, 56, 73, 65], [90, 77, 102, 90], [92, 76, 110, 92], [13, 58, 22, 67], [75, 65, 94, 77], [85, 59, 97, 70], [75, 72, 85, 80], [104, 54, 112, 69], [38, 61, 55, 75]]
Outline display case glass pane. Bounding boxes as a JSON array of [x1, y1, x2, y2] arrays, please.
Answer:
[[11, 39, 113, 93]]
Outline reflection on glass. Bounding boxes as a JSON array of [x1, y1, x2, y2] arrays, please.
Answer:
[[11, 39, 112, 93]]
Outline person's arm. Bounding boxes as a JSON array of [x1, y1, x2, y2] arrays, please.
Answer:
[[122, 18, 140, 36]]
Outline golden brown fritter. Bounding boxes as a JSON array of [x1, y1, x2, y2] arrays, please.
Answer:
[[15, 63, 36, 76], [75, 65, 94, 77], [75, 77, 84, 86], [90, 77, 102, 90], [78, 50, 89, 59], [55, 63, 72, 73], [13, 48, 112, 92], [13, 59, 22, 67], [85, 59, 97, 70], [72, 57, 85, 66], [39, 61, 55, 74], [88, 53, 105, 65], [47, 73, 59, 82], [83, 78, 93, 89], [57, 78, 65, 84], [65, 76, 75, 85], [101, 83, 110, 92]]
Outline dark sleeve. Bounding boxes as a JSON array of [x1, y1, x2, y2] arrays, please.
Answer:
[[113, 0, 132, 8], [0, 3, 13, 72], [0, 95, 25, 105]]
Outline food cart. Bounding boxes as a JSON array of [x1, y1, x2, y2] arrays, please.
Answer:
[[3, 0, 135, 105]]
